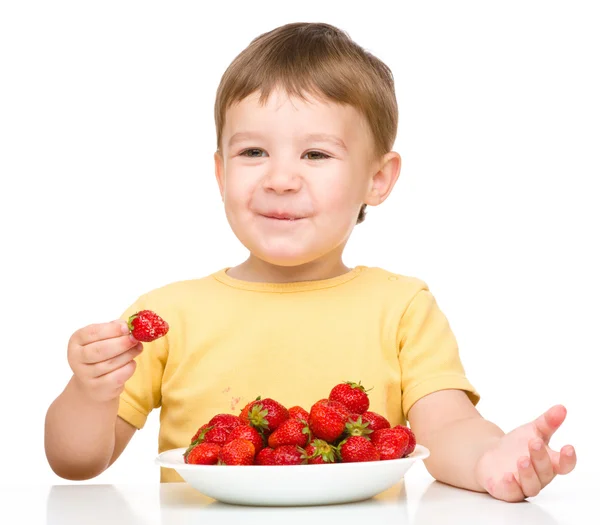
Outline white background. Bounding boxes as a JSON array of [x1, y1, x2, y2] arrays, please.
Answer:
[[1, 0, 598, 488]]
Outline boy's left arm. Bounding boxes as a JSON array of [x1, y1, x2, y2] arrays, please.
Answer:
[[407, 389, 577, 502]]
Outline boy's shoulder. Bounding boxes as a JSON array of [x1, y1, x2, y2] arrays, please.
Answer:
[[360, 265, 430, 295], [128, 269, 225, 308]]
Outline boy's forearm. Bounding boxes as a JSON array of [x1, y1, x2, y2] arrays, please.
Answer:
[[419, 416, 505, 492], [44, 376, 119, 480]]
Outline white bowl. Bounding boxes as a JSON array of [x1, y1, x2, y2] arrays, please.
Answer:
[[155, 445, 430, 506]]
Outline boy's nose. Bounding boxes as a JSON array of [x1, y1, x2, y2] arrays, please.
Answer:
[[262, 168, 302, 194]]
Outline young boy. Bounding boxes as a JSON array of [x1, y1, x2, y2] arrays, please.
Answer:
[[44, 22, 576, 502]]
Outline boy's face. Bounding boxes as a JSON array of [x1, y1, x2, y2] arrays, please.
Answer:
[[215, 88, 399, 268]]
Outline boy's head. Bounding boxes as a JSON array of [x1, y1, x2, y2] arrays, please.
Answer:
[[213, 22, 401, 268]]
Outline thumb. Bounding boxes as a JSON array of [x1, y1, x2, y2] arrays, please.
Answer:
[[533, 404, 567, 442]]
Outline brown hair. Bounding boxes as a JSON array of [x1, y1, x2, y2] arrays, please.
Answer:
[[214, 22, 398, 223]]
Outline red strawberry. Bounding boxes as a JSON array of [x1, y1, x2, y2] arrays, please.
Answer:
[[239, 397, 289, 434], [361, 411, 391, 432], [301, 439, 338, 464], [218, 438, 255, 465], [329, 381, 370, 414], [327, 400, 352, 418], [184, 442, 221, 465], [308, 400, 347, 443], [316, 398, 352, 419], [226, 425, 265, 453], [190, 423, 209, 445], [338, 436, 380, 463], [272, 445, 304, 465], [127, 310, 169, 342], [208, 413, 243, 431], [288, 406, 310, 421], [268, 418, 311, 448], [392, 425, 416, 456], [189, 424, 230, 447], [255, 447, 276, 465], [344, 415, 374, 438], [371, 428, 409, 460]]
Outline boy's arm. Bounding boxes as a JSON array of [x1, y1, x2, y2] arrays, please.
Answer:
[[407, 389, 502, 492], [407, 389, 576, 501], [44, 376, 136, 480]]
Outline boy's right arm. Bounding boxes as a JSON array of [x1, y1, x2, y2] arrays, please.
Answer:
[[44, 320, 142, 480]]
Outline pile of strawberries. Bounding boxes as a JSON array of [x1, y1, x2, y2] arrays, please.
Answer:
[[183, 381, 416, 466]]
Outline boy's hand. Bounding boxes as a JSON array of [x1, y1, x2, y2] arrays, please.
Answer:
[[475, 404, 577, 502], [67, 320, 143, 403]]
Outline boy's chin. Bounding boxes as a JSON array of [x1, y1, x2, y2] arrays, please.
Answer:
[[254, 252, 318, 268], [248, 244, 324, 268]]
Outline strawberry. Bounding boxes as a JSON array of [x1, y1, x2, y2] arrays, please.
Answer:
[[189, 414, 242, 444], [371, 428, 409, 460], [255, 447, 276, 465], [272, 445, 304, 465], [329, 381, 370, 414], [189, 423, 230, 447], [338, 435, 380, 463], [208, 413, 243, 431], [392, 425, 416, 456], [190, 423, 209, 444], [308, 400, 347, 443], [127, 310, 169, 342], [218, 438, 255, 465], [184, 442, 221, 465], [239, 397, 289, 434], [288, 406, 310, 421], [316, 397, 350, 414], [226, 425, 265, 453], [361, 411, 391, 432], [328, 400, 352, 418], [301, 439, 338, 464], [268, 418, 311, 448], [344, 415, 374, 438]]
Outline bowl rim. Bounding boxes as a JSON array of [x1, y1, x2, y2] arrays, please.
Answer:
[[155, 444, 430, 470]]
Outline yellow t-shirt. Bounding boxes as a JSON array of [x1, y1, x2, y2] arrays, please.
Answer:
[[118, 266, 479, 482]]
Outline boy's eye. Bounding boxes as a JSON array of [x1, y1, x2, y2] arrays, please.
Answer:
[[239, 149, 331, 160], [304, 151, 331, 160], [240, 148, 266, 158]]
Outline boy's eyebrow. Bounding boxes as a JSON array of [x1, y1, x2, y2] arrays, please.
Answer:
[[227, 132, 348, 152]]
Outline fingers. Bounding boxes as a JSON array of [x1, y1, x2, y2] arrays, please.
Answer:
[[85, 343, 143, 378], [87, 360, 138, 400], [532, 404, 567, 442], [487, 472, 524, 503], [517, 455, 543, 497], [555, 445, 577, 475], [528, 438, 555, 487], [493, 440, 574, 502], [71, 319, 131, 347], [80, 333, 139, 364], [67, 319, 142, 403]]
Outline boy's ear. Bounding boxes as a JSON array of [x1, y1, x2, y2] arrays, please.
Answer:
[[364, 151, 401, 206], [214, 151, 225, 200]]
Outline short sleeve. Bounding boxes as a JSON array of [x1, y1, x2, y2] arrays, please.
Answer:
[[398, 289, 480, 419], [116, 294, 168, 429]]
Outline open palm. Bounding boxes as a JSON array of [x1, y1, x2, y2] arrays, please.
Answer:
[[475, 404, 577, 502]]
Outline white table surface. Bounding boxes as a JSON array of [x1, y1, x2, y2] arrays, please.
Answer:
[[1, 462, 593, 524]]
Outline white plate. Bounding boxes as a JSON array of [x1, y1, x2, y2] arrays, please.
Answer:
[[155, 444, 430, 506]]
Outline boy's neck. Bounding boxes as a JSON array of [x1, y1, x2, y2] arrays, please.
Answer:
[[226, 254, 352, 284]]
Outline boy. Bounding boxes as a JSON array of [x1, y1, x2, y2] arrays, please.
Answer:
[[44, 22, 576, 502]]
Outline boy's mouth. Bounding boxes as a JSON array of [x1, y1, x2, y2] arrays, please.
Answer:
[[261, 211, 306, 221]]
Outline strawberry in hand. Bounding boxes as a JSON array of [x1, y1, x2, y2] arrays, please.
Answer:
[[475, 404, 577, 502], [127, 310, 169, 342]]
